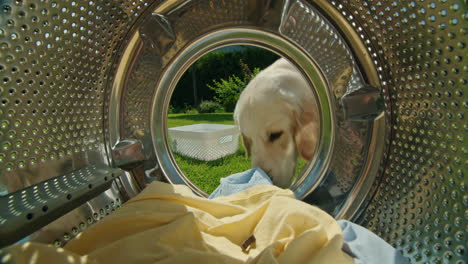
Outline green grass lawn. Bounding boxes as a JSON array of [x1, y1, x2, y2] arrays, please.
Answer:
[[167, 113, 306, 194]]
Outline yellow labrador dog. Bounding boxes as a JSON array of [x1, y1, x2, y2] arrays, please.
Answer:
[[234, 58, 318, 188]]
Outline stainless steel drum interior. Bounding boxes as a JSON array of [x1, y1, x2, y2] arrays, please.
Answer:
[[0, 1, 466, 263]]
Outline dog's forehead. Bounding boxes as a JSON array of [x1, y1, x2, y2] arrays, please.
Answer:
[[235, 63, 306, 138], [239, 100, 292, 137]]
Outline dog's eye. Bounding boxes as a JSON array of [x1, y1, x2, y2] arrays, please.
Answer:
[[269, 131, 283, 142]]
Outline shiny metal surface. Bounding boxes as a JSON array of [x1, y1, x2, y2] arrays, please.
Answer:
[[29, 179, 125, 247], [0, 0, 464, 262], [341, 84, 384, 121], [112, 139, 145, 169], [1, 0, 109, 193], [0, 0, 160, 246], [0, 165, 122, 247], [329, 1, 466, 263]]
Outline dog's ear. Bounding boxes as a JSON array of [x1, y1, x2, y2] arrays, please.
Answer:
[[241, 133, 251, 158], [234, 110, 251, 158], [293, 101, 318, 161]]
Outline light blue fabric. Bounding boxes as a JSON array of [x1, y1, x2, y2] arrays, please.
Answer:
[[15, 236, 30, 244], [208, 168, 272, 199], [338, 220, 409, 264], [210, 168, 408, 263]]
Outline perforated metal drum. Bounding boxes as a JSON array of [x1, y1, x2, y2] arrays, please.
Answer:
[[0, 1, 466, 263]]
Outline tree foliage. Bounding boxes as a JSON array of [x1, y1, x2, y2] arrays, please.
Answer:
[[171, 46, 279, 111]]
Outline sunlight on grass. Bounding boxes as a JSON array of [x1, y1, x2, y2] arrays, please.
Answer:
[[167, 113, 307, 194], [172, 142, 251, 194]]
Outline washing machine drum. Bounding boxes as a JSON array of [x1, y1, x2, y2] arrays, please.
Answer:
[[0, 1, 465, 263]]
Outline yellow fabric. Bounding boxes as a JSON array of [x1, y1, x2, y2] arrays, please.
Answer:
[[6, 182, 354, 264]]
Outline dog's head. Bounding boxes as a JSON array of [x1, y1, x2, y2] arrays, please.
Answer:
[[234, 59, 318, 188]]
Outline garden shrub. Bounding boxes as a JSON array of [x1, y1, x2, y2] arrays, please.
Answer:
[[208, 75, 245, 112], [184, 107, 199, 114], [199, 100, 222, 113], [208, 66, 261, 112]]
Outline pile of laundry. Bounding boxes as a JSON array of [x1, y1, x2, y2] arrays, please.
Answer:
[[4, 168, 407, 264]]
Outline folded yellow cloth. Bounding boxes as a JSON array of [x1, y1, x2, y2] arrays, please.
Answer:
[[6, 182, 354, 264]]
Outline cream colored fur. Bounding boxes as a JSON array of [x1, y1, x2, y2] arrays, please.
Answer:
[[234, 58, 318, 188]]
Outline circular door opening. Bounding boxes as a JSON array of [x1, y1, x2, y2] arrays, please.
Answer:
[[166, 45, 322, 195], [152, 30, 333, 198]]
